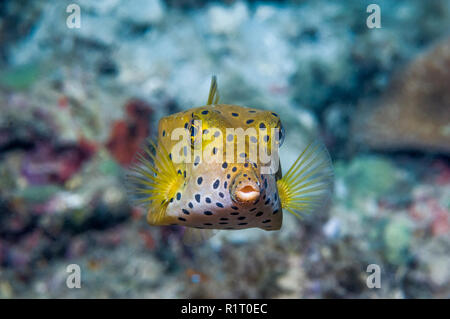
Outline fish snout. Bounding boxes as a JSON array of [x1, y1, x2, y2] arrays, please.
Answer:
[[231, 173, 261, 204]]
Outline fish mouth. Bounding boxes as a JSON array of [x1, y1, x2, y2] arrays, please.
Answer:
[[231, 172, 261, 204], [235, 184, 260, 202]]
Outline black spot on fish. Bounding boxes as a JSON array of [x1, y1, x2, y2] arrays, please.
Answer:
[[213, 179, 220, 189], [182, 209, 190, 215], [188, 202, 193, 209], [227, 174, 231, 179], [246, 119, 254, 124], [190, 126, 197, 137], [202, 110, 209, 114], [195, 194, 201, 203], [249, 208, 256, 212], [231, 212, 239, 215], [206, 197, 211, 203], [243, 173, 247, 177], [264, 179, 267, 189], [170, 198, 174, 203], [194, 155, 200, 166], [238, 222, 248, 225], [222, 162, 228, 168], [169, 153, 172, 160], [237, 216, 246, 220], [262, 219, 271, 223], [216, 202, 224, 208], [219, 222, 228, 225], [231, 112, 239, 117], [176, 192, 181, 200], [272, 112, 278, 117], [219, 192, 224, 198], [259, 123, 266, 129], [256, 211, 263, 217], [224, 181, 228, 189], [197, 177, 203, 185], [265, 199, 270, 205], [204, 211, 213, 216], [264, 135, 269, 142], [244, 163, 248, 168], [212, 147, 217, 155], [240, 153, 247, 158], [231, 206, 239, 210], [178, 217, 186, 222], [273, 209, 279, 214], [232, 167, 237, 172], [184, 123, 188, 129], [162, 130, 166, 137], [204, 223, 213, 226], [249, 110, 256, 113], [220, 217, 229, 221], [203, 129, 209, 135]]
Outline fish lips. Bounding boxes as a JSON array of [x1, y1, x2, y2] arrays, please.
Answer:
[[230, 172, 262, 205]]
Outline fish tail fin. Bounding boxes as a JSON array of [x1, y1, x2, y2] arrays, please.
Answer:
[[182, 228, 218, 246], [206, 75, 220, 105], [277, 139, 334, 219], [126, 139, 185, 225]]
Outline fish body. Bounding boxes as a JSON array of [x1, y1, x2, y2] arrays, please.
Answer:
[[155, 104, 283, 231], [129, 77, 333, 242]]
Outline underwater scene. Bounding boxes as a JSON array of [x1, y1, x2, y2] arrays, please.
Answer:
[[0, 0, 449, 299]]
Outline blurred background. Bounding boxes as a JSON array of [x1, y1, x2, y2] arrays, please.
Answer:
[[0, 0, 449, 298]]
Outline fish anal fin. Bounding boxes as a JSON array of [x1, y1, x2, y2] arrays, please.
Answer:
[[183, 228, 218, 246]]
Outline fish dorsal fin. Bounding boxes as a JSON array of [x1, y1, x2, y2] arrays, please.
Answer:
[[206, 75, 220, 105], [183, 228, 218, 246], [277, 139, 334, 219]]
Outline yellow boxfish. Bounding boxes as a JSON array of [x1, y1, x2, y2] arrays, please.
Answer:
[[128, 76, 334, 244]]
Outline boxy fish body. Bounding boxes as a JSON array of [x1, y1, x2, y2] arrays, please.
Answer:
[[128, 77, 333, 243]]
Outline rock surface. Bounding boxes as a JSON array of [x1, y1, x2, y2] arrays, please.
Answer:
[[353, 38, 450, 153]]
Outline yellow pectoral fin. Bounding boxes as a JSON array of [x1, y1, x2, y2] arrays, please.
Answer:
[[127, 138, 185, 226], [277, 139, 334, 218]]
